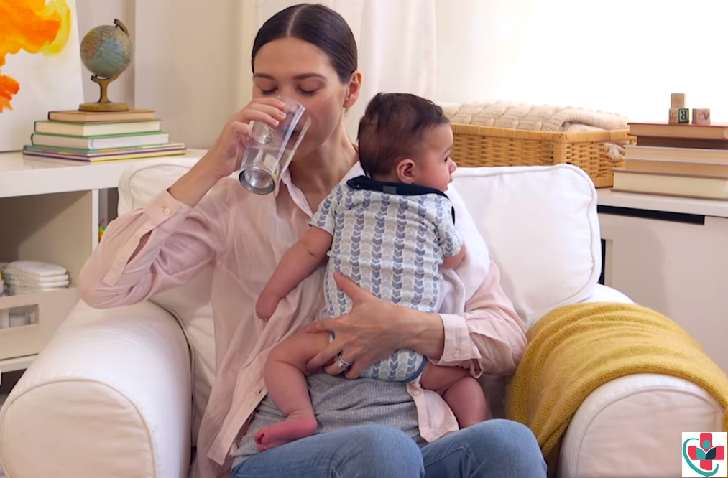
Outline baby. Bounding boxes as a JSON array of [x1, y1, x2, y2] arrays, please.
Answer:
[[254, 92, 488, 451]]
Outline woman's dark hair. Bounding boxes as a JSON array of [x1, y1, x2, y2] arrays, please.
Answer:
[[358, 93, 450, 177], [252, 3, 357, 83]]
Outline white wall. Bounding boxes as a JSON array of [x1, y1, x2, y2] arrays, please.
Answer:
[[133, 0, 241, 149], [76, 0, 240, 149], [434, 0, 728, 123]]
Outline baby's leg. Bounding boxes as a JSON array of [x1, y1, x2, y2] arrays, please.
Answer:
[[254, 331, 331, 451], [419, 362, 488, 428]]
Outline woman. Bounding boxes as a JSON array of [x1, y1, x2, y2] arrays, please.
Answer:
[[78, 3, 547, 478]]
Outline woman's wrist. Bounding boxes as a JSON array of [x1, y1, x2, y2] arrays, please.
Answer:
[[168, 161, 222, 207], [402, 307, 445, 360]]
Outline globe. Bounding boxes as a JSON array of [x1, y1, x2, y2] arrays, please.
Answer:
[[78, 19, 132, 111], [80, 21, 132, 79]]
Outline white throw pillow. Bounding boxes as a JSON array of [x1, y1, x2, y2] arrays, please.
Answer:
[[451, 164, 601, 328]]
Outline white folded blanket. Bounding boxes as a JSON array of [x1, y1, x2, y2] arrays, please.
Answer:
[[442, 101, 629, 133]]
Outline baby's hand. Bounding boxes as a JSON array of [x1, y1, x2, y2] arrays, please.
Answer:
[[442, 244, 467, 269], [256, 293, 279, 322]]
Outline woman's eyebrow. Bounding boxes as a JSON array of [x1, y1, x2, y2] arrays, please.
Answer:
[[253, 73, 326, 81], [292, 73, 326, 80]]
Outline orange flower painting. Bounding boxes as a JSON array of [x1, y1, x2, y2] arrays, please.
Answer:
[[0, 0, 83, 151], [0, 0, 72, 111]]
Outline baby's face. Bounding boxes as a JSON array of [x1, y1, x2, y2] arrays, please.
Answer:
[[412, 124, 457, 192]]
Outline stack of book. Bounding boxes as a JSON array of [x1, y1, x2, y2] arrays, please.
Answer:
[[22, 109, 187, 162], [612, 122, 728, 200]]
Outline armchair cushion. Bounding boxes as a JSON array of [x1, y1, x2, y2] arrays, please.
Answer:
[[117, 159, 216, 441], [452, 165, 600, 327]]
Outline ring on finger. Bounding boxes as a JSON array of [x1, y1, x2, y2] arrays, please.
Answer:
[[336, 353, 352, 371]]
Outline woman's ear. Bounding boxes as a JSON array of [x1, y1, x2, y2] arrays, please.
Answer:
[[344, 70, 362, 109], [396, 159, 416, 183]]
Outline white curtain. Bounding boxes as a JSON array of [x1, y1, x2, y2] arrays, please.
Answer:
[[236, 0, 437, 139], [354, 0, 437, 137]]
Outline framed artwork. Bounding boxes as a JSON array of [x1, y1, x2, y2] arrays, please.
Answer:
[[0, 0, 84, 152]]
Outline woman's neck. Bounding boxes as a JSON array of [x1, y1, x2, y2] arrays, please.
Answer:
[[288, 123, 357, 199]]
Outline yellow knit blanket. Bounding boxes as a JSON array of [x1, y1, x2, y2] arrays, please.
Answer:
[[506, 302, 728, 475]]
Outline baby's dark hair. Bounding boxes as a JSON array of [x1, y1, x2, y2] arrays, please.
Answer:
[[357, 93, 449, 177]]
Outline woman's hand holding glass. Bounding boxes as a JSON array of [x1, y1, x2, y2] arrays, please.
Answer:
[[168, 98, 287, 207], [201, 98, 288, 181]]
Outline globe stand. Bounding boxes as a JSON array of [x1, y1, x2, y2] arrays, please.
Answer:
[[79, 74, 129, 112]]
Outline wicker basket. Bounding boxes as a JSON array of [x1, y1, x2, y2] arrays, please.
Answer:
[[450, 124, 635, 188]]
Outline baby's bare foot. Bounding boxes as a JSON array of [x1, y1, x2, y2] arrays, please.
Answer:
[[254, 414, 318, 451]]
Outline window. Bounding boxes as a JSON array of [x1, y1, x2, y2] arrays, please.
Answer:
[[435, 0, 728, 122]]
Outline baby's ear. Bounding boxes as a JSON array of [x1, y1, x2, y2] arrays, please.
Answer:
[[396, 158, 416, 183]]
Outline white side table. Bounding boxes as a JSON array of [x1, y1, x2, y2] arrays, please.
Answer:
[[597, 189, 728, 372], [0, 149, 206, 376]]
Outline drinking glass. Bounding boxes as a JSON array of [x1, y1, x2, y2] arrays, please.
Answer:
[[238, 98, 310, 194]]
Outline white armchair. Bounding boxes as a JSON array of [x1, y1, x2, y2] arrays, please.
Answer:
[[0, 161, 723, 478]]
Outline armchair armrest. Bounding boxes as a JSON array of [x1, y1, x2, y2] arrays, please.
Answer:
[[560, 374, 723, 478], [581, 283, 633, 304], [514, 299, 726, 478], [0, 300, 192, 478], [557, 292, 724, 477]]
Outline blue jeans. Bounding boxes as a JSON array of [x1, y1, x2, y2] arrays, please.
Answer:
[[231, 419, 547, 478]]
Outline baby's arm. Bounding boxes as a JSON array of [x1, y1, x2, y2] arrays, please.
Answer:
[[256, 226, 333, 321], [443, 243, 467, 269]]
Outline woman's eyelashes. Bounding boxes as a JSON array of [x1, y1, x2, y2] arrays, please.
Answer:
[[259, 87, 319, 97]]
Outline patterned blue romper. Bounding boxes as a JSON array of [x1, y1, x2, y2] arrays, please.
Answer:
[[310, 175, 463, 383]]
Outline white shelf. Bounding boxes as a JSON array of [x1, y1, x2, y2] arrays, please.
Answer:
[[598, 188, 728, 218], [0, 149, 206, 368], [0, 288, 79, 362], [0, 355, 36, 374], [0, 149, 206, 198]]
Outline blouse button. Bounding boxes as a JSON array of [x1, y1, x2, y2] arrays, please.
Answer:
[[163, 207, 171, 216]]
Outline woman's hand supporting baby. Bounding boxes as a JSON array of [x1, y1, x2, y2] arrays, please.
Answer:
[[304, 272, 446, 379]]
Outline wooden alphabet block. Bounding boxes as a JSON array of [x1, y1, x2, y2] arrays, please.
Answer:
[[678, 108, 690, 123], [671, 93, 686, 109], [669, 108, 680, 124], [692, 108, 711, 125]]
